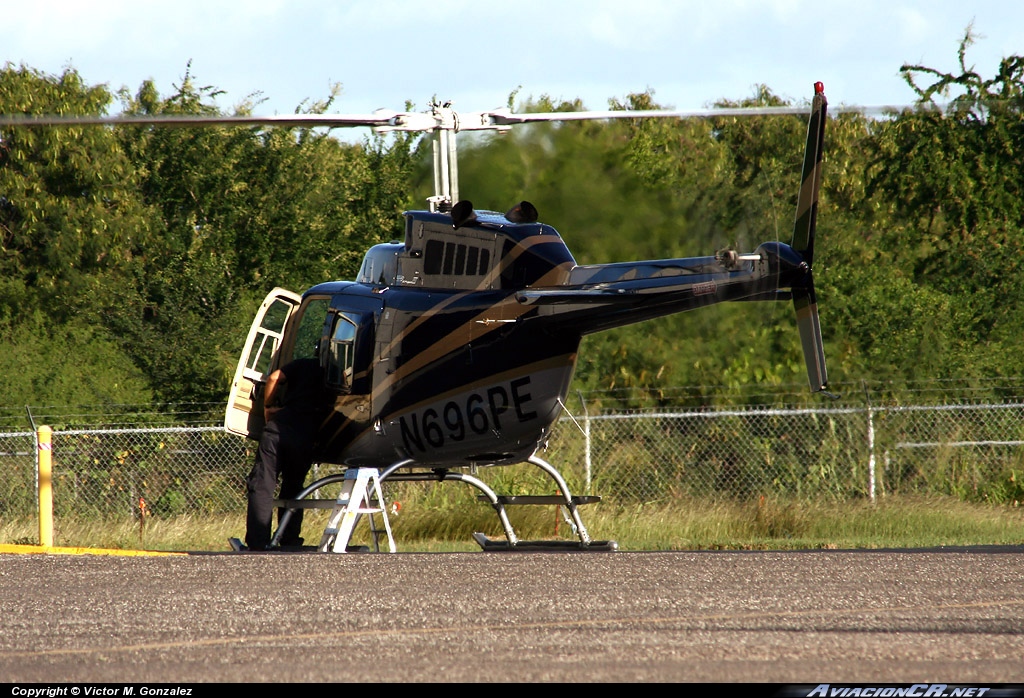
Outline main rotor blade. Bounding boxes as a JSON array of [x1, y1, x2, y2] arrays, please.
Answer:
[[482, 103, 918, 127], [485, 105, 808, 125], [0, 111, 405, 129], [0, 102, 926, 133]]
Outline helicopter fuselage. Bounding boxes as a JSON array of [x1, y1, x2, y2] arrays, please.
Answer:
[[226, 204, 817, 470], [311, 275, 582, 468], [307, 208, 581, 467]]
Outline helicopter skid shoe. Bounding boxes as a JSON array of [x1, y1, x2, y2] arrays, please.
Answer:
[[472, 532, 618, 552]]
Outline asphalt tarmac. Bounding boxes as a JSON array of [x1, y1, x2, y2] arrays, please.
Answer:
[[2, 546, 1023, 684]]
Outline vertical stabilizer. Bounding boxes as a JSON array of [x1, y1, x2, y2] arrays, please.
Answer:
[[792, 82, 827, 262]]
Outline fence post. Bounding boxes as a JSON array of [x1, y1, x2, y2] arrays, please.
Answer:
[[37, 425, 54, 547], [862, 381, 876, 502], [867, 407, 876, 502]]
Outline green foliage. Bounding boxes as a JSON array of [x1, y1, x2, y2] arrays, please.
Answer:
[[860, 27, 1024, 382], [1, 309, 153, 406], [1, 66, 421, 406], [0, 65, 157, 325], [101, 71, 418, 402]]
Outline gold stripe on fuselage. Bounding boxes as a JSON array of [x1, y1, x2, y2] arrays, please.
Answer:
[[371, 234, 573, 403]]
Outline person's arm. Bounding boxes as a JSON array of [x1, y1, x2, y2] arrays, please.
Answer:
[[263, 369, 287, 422]]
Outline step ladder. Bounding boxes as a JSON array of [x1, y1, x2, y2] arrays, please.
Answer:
[[317, 468, 396, 553]]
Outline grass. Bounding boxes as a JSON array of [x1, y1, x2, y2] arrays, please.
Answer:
[[3, 494, 1023, 553]]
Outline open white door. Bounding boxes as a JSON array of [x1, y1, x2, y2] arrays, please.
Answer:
[[224, 287, 303, 439]]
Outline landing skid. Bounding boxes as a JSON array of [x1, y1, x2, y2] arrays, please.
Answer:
[[380, 453, 617, 552], [267, 453, 618, 552]]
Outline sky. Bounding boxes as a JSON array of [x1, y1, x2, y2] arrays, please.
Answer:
[[5, 0, 1024, 129]]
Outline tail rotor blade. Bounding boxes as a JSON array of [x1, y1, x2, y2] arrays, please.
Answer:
[[793, 286, 832, 395]]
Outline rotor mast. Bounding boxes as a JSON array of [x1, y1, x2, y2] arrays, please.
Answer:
[[375, 99, 513, 213], [429, 101, 460, 212]]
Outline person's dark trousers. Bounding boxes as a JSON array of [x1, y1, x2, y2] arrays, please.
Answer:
[[245, 419, 315, 549]]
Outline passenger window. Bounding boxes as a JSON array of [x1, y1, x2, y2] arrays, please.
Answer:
[[423, 237, 490, 281], [442, 242, 456, 274], [425, 239, 444, 274], [244, 298, 291, 374]]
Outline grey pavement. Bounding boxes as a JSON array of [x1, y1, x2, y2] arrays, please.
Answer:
[[1, 547, 1023, 684]]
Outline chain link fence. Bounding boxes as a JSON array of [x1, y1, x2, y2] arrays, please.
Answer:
[[3, 381, 1024, 523]]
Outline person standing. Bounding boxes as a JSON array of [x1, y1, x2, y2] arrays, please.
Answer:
[[244, 356, 331, 550]]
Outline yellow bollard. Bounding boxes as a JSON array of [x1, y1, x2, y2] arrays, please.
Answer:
[[37, 425, 53, 548]]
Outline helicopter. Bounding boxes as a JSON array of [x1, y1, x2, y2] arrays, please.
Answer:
[[0, 83, 832, 552], [218, 83, 832, 552]]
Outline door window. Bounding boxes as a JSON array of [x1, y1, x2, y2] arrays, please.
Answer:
[[326, 313, 359, 390], [243, 297, 293, 378]]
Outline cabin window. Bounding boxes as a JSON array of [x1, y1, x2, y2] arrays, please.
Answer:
[[248, 296, 329, 373], [425, 239, 444, 274], [243, 298, 291, 375], [442, 242, 456, 275]]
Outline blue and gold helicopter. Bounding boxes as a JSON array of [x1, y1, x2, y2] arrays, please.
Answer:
[[221, 84, 831, 551]]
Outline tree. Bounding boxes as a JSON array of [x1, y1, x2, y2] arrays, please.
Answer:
[[864, 28, 1024, 380], [8, 39, 1024, 410], [0, 65, 156, 321], [0, 65, 156, 408]]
